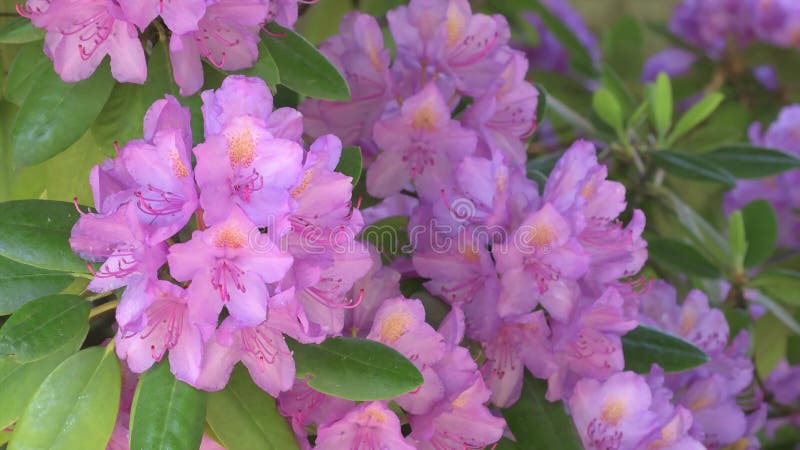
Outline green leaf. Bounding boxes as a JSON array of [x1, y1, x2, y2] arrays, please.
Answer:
[[206, 364, 299, 450], [650, 72, 672, 142], [727, 210, 747, 271], [742, 200, 777, 268], [703, 145, 800, 179], [129, 361, 207, 450], [546, 93, 599, 137], [358, 216, 409, 265], [0, 256, 75, 315], [4, 42, 50, 106], [534, 82, 547, 125], [646, 238, 721, 278], [502, 373, 582, 450], [262, 24, 350, 101], [334, 146, 363, 186], [289, 337, 423, 400], [665, 92, 724, 147], [601, 16, 643, 83], [787, 335, 800, 365], [659, 189, 730, 267], [652, 150, 735, 186], [526, 150, 563, 177], [521, 0, 596, 76], [241, 42, 280, 92], [11, 64, 115, 167], [749, 291, 800, 335], [622, 325, 710, 373], [92, 43, 173, 150], [0, 294, 88, 362], [0, 329, 86, 431], [0, 200, 87, 272], [9, 346, 121, 450], [751, 269, 800, 307], [591, 87, 624, 131], [0, 18, 44, 44]]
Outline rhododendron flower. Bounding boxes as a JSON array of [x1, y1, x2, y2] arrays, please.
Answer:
[[19, 0, 146, 83], [116, 0, 208, 35], [367, 83, 477, 199], [169, 0, 269, 95], [315, 402, 414, 450], [167, 206, 293, 326]]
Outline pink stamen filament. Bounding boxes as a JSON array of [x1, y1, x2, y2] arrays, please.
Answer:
[[448, 31, 500, 68], [135, 185, 185, 216], [232, 169, 265, 203], [211, 261, 246, 302]]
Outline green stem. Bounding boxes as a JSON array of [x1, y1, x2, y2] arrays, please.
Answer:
[[89, 300, 119, 319]]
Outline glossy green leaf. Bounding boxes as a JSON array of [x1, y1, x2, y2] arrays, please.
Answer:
[[651, 72, 672, 141], [0, 294, 88, 362], [703, 145, 800, 179], [241, 42, 280, 92], [92, 43, 174, 150], [0, 255, 75, 315], [652, 150, 735, 186], [11, 63, 115, 167], [751, 269, 800, 307], [9, 346, 121, 450], [289, 337, 423, 400], [0, 200, 87, 272], [665, 92, 724, 146], [129, 361, 207, 450], [0, 18, 44, 44], [4, 42, 51, 106], [742, 200, 777, 268], [622, 325, 709, 373], [646, 238, 721, 278], [0, 329, 86, 431], [262, 24, 350, 101], [206, 364, 299, 450], [502, 373, 582, 450], [335, 146, 363, 185], [358, 216, 410, 264], [521, 0, 595, 76], [592, 87, 624, 131]]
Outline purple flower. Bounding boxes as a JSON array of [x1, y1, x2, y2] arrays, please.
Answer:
[[193, 115, 304, 227], [523, 0, 600, 75], [70, 205, 167, 293], [19, 0, 146, 83], [117, 0, 208, 35], [669, 0, 756, 58], [314, 401, 414, 450], [462, 51, 539, 165], [300, 12, 393, 157], [115, 280, 211, 383], [278, 379, 356, 450], [387, 0, 511, 96], [642, 48, 699, 82], [169, 0, 269, 95], [167, 206, 293, 326], [367, 82, 477, 199], [754, 0, 800, 47]]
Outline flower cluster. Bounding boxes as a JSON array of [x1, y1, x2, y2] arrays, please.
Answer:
[[70, 75, 372, 394], [298, 0, 660, 444], [725, 104, 800, 248], [643, 0, 800, 86], [18, 0, 305, 94]]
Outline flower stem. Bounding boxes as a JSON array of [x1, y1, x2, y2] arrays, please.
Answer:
[[89, 300, 120, 319]]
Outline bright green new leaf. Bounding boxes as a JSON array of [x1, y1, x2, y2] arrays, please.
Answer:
[[651, 72, 672, 141], [129, 361, 207, 450], [0, 255, 75, 315], [0, 18, 44, 44], [9, 346, 121, 450], [728, 210, 747, 271], [289, 337, 423, 400], [0, 200, 87, 272], [704, 145, 800, 179], [502, 373, 583, 450], [335, 146, 363, 186], [652, 150, 735, 187], [622, 325, 709, 373], [262, 24, 350, 101], [742, 200, 777, 268], [11, 64, 115, 167], [592, 87, 624, 132], [665, 92, 724, 147], [0, 294, 88, 363], [206, 364, 299, 450]]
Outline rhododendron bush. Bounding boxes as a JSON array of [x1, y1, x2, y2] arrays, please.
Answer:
[[1, 0, 800, 448]]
